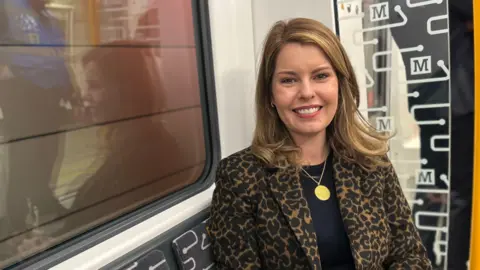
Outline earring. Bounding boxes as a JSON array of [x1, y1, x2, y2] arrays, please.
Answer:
[[270, 102, 275, 107]]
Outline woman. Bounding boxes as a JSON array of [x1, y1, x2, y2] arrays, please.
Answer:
[[61, 40, 186, 235], [206, 18, 431, 270]]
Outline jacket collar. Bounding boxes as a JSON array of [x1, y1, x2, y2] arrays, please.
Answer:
[[265, 153, 373, 269]]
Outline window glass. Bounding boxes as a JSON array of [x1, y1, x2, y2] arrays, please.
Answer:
[[0, 0, 207, 267]]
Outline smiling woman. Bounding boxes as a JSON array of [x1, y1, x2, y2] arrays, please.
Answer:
[[251, 18, 393, 173], [271, 43, 338, 162], [206, 17, 433, 270]]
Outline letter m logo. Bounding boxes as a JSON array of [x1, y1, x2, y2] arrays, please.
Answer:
[[416, 169, 436, 186], [376, 116, 394, 132], [370, 2, 389, 22], [410, 56, 432, 75]]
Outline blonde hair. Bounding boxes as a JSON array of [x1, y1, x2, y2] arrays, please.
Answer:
[[251, 18, 390, 171]]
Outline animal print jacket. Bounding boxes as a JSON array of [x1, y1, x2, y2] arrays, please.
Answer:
[[206, 147, 432, 270]]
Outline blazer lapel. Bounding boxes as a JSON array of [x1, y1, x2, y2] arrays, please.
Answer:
[[265, 165, 322, 270], [332, 155, 373, 269]]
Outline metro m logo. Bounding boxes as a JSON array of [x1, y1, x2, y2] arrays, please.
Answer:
[[370, 2, 389, 22], [376, 116, 394, 132], [410, 56, 432, 75], [415, 169, 436, 186]]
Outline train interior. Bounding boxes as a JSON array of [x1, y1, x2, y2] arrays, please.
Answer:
[[0, 0, 477, 269]]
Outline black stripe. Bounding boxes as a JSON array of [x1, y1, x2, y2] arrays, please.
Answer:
[[0, 105, 201, 145]]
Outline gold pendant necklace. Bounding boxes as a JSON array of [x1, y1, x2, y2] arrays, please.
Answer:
[[314, 185, 330, 201], [301, 156, 330, 201]]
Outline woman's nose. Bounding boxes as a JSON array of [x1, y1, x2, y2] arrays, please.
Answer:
[[299, 81, 315, 99]]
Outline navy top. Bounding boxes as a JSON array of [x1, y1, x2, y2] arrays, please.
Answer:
[[300, 154, 356, 270]]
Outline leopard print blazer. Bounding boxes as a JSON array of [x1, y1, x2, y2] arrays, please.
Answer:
[[206, 147, 432, 270]]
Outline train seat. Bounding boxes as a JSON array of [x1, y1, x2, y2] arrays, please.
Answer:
[[171, 218, 214, 270]]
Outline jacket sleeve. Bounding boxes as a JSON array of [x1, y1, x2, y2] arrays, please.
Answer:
[[206, 159, 262, 270], [383, 162, 433, 269]]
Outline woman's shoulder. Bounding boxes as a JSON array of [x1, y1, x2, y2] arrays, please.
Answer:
[[215, 146, 264, 184], [334, 150, 393, 169], [333, 152, 395, 183], [217, 146, 261, 169]]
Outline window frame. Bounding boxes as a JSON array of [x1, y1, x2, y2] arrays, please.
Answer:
[[5, 0, 220, 268]]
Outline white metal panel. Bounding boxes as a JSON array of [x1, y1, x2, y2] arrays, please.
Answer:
[[209, 0, 257, 158], [251, 0, 336, 60]]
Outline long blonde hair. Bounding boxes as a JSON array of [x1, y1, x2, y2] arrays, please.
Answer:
[[251, 18, 390, 171]]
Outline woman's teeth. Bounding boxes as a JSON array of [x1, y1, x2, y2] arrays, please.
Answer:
[[295, 107, 320, 114]]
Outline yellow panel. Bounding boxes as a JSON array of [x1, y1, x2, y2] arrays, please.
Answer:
[[471, 0, 480, 267]]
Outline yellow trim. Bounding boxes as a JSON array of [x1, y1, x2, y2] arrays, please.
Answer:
[[471, 0, 480, 268], [87, 0, 100, 45]]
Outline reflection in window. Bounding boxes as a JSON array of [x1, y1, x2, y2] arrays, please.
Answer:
[[0, 0, 207, 267]]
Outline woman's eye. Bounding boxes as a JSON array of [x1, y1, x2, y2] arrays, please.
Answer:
[[280, 78, 295, 84], [314, 73, 329, 80]]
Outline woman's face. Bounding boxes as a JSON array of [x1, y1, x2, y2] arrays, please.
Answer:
[[271, 43, 339, 142], [82, 62, 109, 123]]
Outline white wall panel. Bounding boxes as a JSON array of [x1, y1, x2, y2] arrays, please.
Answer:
[[208, 0, 257, 158]]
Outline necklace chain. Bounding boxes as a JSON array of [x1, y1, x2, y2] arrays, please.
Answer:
[[301, 155, 328, 186]]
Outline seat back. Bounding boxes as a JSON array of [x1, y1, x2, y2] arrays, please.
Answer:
[[172, 219, 214, 270]]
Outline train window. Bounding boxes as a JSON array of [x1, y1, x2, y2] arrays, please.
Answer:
[[0, 0, 215, 268]]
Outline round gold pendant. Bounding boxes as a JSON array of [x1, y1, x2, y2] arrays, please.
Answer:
[[314, 185, 331, 201]]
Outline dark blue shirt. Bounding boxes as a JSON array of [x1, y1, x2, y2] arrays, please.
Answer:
[[1, 0, 70, 89], [300, 154, 356, 270]]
